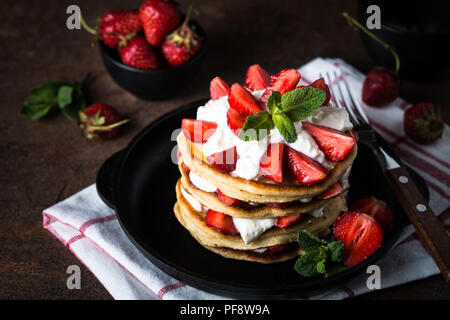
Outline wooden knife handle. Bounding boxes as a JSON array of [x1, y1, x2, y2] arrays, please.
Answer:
[[387, 166, 450, 282]]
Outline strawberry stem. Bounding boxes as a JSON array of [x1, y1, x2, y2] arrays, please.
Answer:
[[79, 11, 97, 35], [342, 12, 400, 74], [87, 119, 130, 131]]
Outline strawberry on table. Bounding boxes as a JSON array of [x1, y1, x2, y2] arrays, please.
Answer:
[[333, 211, 383, 267], [79, 103, 129, 139], [349, 196, 394, 235], [260, 143, 284, 183], [228, 83, 262, 116], [205, 209, 239, 235], [318, 182, 343, 200], [404, 102, 444, 144], [217, 189, 242, 207], [276, 214, 302, 228], [207, 146, 238, 172], [261, 69, 301, 103], [285, 146, 328, 185], [210, 77, 230, 100], [139, 0, 181, 46], [181, 119, 217, 143], [245, 64, 270, 91], [120, 36, 161, 69], [362, 68, 399, 107], [302, 122, 355, 162]]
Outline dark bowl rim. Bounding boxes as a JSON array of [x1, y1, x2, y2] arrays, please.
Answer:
[[378, 21, 450, 36], [99, 19, 207, 74]]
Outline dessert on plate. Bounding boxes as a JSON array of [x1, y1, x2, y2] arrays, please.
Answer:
[[174, 64, 357, 263]]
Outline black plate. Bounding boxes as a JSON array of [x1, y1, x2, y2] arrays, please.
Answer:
[[97, 99, 429, 299]]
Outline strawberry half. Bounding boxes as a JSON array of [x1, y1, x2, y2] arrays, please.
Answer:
[[308, 78, 331, 106], [318, 182, 343, 200], [276, 214, 302, 228], [302, 122, 355, 162], [261, 69, 301, 103], [205, 209, 239, 235], [181, 119, 217, 143], [226, 108, 246, 133], [228, 83, 262, 116], [245, 64, 270, 91], [217, 189, 242, 207], [210, 76, 230, 100], [333, 211, 383, 267], [285, 146, 328, 185], [349, 196, 394, 235], [207, 146, 238, 172], [260, 143, 284, 183]]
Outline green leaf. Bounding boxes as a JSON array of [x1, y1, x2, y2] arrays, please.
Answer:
[[238, 111, 274, 141], [297, 230, 326, 252], [294, 250, 321, 277], [273, 113, 297, 143], [324, 263, 349, 278], [266, 91, 282, 115], [57, 85, 73, 109], [327, 241, 344, 262], [20, 81, 61, 119], [282, 87, 326, 122], [60, 83, 86, 120]]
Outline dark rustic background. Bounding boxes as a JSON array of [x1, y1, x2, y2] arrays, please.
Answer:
[[0, 0, 449, 299]]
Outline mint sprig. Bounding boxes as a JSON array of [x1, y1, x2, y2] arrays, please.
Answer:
[[238, 87, 325, 143], [294, 230, 347, 278]]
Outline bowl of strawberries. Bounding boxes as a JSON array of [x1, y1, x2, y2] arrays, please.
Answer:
[[90, 1, 206, 100]]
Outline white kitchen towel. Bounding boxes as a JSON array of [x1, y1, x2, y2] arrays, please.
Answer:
[[43, 58, 450, 300]]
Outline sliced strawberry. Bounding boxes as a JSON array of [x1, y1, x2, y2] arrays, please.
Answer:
[[207, 146, 238, 172], [284, 146, 328, 185], [228, 83, 262, 116], [333, 211, 383, 267], [309, 78, 331, 106], [181, 163, 190, 173], [349, 196, 394, 235], [276, 214, 302, 228], [302, 122, 355, 162], [261, 69, 301, 103], [226, 108, 246, 133], [205, 209, 239, 235], [217, 189, 242, 207], [266, 243, 290, 254], [245, 64, 270, 91], [260, 143, 284, 183], [210, 76, 230, 100], [266, 202, 288, 208], [181, 119, 217, 143], [318, 182, 343, 200]]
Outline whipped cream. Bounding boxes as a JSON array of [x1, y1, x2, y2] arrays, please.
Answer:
[[189, 171, 217, 193], [196, 91, 353, 181], [253, 248, 268, 253], [180, 185, 203, 212], [232, 216, 277, 244], [309, 206, 324, 218]]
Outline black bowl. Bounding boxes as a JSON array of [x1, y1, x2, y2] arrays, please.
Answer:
[[357, 0, 450, 81], [99, 20, 206, 100]]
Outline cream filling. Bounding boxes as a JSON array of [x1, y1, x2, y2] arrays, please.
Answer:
[[232, 216, 277, 244], [189, 171, 217, 193]]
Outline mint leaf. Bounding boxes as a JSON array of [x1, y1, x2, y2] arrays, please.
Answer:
[[238, 111, 274, 141], [294, 250, 321, 277], [325, 263, 349, 278], [273, 113, 297, 143], [297, 230, 326, 251], [282, 87, 325, 122], [266, 91, 282, 115], [57, 85, 73, 109], [327, 241, 344, 262]]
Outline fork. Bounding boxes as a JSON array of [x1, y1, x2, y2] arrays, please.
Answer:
[[322, 71, 450, 282]]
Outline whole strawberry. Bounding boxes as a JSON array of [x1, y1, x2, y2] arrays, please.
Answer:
[[139, 0, 181, 46], [161, 7, 202, 67], [362, 68, 400, 107], [120, 36, 161, 70], [79, 103, 129, 139], [404, 102, 444, 144], [100, 10, 142, 48]]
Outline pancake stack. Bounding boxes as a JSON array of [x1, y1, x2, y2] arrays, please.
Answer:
[[173, 66, 357, 264]]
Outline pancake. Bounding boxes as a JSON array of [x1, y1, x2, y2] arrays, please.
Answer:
[[177, 132, 357, 202], [179, 162, 332, 218], [174, 179, 347, 251]]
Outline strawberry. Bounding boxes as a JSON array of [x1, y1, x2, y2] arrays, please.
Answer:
[[333, 211, 383, 267], [101, 10, 142, 48], [307, 78, 331, 106], [285, 146, 328, 185], [207, 146, 238, 172], [266, 243, 290, 254], [226, 108, 246, 133], [228, 83, 262, 116], [260, 143, 284, 183], [362, 68, 399, 107], [302, 122, 355, 162], [318, 182, 343, 200], [205, 209, 239, 235], [79, 103, 129, 139], [349, 196, 394, 235], [161, 7, 202, 67], [245, 64, 270, 91], [261, 69, 301, 103], [217, 189, 242, 207], [210, 77, 230, 100], [276, 214, 302, 228], [181, 119, 217, 143], [120, 36, 161, 69], [266, 202, 288, 208], [139, 0, 181, 46], [404, 102, 444, 144]]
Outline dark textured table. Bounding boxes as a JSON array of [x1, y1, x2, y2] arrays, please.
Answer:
[[0, 0, 449, 299]]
